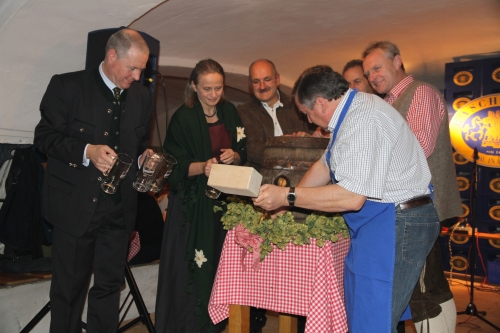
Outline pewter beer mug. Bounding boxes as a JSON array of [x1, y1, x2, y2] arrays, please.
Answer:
[[148, 153, 177, 193], [101, 153, 133, 194], [133, 152, 162, 192]]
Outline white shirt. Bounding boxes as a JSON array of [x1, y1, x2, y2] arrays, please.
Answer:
[[322, 90, 431, 204], [261, 91, 284, 136]]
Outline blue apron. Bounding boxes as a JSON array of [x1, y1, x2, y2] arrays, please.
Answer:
[[326, 90, 401, 332]]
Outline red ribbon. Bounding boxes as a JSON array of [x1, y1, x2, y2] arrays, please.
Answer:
[[234, 223, 264, 271]]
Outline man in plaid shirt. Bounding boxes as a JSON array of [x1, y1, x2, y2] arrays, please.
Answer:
[[363, 41, 462, 333], [254, 65, 440, 333]]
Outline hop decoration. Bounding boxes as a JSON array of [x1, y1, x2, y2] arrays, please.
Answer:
[[216, 196, 350, 261]]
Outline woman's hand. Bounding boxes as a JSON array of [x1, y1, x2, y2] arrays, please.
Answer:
[[220, 148, 236, 165], [204, 157, 218, 177]]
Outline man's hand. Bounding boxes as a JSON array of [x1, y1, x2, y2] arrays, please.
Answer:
[[312, 127, 330, 137], [87, 145, 116, 173], [139, 149, 154, 166], [291, 131, 310, 137], [252, 184, 288, 211]]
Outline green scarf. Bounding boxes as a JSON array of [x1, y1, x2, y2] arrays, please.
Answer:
[[164, 101, 246, 330]]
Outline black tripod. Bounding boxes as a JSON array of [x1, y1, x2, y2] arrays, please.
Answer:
[[20, 263, 156, 333], [456, 148, 500, 331]]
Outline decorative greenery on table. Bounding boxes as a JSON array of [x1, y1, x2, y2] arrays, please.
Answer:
[[216, 196, 350, 261]]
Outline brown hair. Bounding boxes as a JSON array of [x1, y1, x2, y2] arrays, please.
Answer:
[[185, 59, 226, 108]]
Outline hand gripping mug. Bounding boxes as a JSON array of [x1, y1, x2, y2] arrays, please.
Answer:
[[133, 152, 162, 192], [148, 153, 177, 193], [101, 153, 133, 194]]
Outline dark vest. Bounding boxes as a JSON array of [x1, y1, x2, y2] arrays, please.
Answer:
[[392, 80, 462, 221]]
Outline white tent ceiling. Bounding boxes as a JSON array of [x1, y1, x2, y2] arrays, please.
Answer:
[[1, 0, 499, 144]]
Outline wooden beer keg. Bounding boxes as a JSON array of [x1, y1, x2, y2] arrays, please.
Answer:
[[261, 136, 329, 187]]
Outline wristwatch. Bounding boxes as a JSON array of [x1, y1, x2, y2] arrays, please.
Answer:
[[287, 187, 296, 206]]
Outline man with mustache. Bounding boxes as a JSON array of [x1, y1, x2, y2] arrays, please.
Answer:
[[237, 59, 314, 172], [363, 41, 462, 333]]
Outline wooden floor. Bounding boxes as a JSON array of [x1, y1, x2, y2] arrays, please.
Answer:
[[123, 277, 500, 333]]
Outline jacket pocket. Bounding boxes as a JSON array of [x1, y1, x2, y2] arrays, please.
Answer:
[[47, 174, 75, 194], [70, 119, 96, 136]]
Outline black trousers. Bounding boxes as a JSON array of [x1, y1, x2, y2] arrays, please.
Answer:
[[49, 196, 129, 333]]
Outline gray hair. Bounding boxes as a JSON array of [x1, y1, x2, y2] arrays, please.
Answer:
[[292, 65, 349, 109], [105, 28, 149, 59], [362, 41, 405, 72]]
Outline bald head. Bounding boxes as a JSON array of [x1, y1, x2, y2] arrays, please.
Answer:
[[248, 59, 281, 105]]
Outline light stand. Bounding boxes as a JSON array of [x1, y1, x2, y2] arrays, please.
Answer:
[[19, 263, 155, 333], [456, 147, 500, 331]]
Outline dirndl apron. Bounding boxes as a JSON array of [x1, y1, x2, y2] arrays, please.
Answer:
[[326, 89, 400, 332]]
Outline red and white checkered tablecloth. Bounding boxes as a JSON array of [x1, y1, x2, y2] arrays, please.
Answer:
[[209, 229, 350, 333]]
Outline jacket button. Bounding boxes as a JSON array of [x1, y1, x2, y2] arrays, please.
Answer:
[[93, 198, 97, 203], [98, 177, 102, 181], [108, 109, 112, 113], [104, 132, 109, 136], [79, 128, 84, 132], [114, 146, 118, 150]]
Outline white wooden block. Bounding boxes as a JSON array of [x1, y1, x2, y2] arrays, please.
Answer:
[[207, 164, 262, 197]]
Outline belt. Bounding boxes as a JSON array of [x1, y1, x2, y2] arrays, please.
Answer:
[[398, 195, 432, 210]]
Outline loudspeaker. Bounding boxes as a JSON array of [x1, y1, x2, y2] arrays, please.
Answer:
[[85, 27, 160, 98]]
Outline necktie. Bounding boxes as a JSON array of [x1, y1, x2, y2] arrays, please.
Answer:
[[113, 87, 121, 100]]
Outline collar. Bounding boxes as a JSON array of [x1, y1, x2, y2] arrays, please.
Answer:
[[384, 75, 414, 102], [327, 88, 353, 132], [99, 62, 122, 94], [261, 90, 283, 110]]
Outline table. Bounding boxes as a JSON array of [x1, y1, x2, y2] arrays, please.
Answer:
[[208, 229, 350, 333]]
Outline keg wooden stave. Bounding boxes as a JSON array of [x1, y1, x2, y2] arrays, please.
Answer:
[[261, 136, 329, 188]]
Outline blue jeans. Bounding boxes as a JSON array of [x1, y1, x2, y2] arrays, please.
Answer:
[[391, 203, 440, 332]]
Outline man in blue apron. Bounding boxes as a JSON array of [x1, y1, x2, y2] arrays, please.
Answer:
[[253, 65, 440, 333]]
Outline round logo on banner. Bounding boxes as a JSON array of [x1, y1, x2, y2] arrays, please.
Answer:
[[453, 97, 471, 111], [450, 255, 468, 271], [453, 71, 473, 86], [489, 239, 500, 249], [493, 68, 500, 83], [490, 178, 500, 193], [453, 151, 469, 165], [449, 94, 500, 168], [489, 206, 500, 221], [451, 233, 469, 244], [457, 176, 470, 191], [459, 203, 470, 217]]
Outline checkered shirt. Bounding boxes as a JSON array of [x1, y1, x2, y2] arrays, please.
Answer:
[[127, 231, 141, 262], [322, 89, 431, 203], [384, 75, 445, 158], [208, 229, 350, 333]]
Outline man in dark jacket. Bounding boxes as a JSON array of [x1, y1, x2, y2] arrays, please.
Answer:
[[34, 28, 152, 333]]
